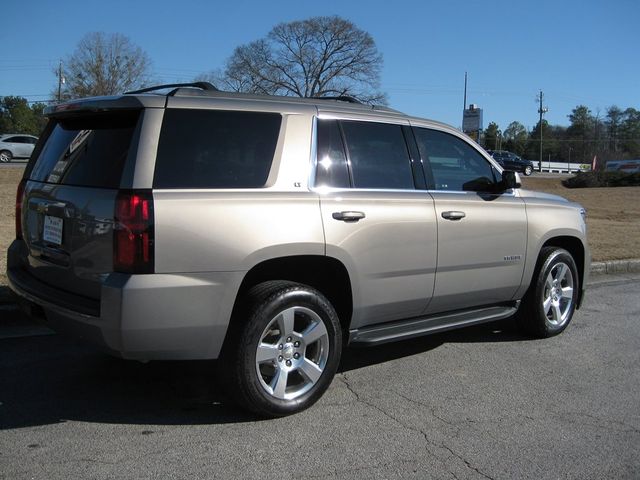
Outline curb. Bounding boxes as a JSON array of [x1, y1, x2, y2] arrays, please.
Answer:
[[590, 259, 640, 275]]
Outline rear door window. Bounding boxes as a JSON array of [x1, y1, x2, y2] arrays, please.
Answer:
[[153, 109, 281, 189], [341, 121, 414, 190], [29, 112, 140, 188]]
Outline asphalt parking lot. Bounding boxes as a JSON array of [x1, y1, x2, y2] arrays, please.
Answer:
[[1, 274, 639, 479]]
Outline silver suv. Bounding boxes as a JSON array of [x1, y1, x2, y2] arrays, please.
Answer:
[[8, 83, 589, 417]]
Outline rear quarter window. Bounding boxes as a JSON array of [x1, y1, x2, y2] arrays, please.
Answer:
[[153, 109, 281, 189]]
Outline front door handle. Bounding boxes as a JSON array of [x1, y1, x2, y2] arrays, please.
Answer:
[[441, 211, 466, 220], [332, 211, 366, 222]]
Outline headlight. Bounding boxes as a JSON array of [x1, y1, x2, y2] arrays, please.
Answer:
[[580, 208, 587, 222]]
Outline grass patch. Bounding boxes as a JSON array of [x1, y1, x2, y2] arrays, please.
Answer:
[[521, 176, 640, 261], [0, 168, 23, 288]]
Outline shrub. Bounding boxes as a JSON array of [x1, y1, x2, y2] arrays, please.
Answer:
[[562, 171, 640, 188]]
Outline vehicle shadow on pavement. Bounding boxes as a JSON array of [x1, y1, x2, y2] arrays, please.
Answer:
[[0, 285, 18, 304], [339, 319, 527, 372], [0, 319, 527, 429], [0, 332, 256, 429]]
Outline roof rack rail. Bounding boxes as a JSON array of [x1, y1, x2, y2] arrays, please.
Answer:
[[315, 95, 362, 104], [125, 82, 219, 95]]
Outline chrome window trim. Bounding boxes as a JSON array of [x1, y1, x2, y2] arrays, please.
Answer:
[[310, 116, 513, 195], [311, 186, 434, 195], [426, 188, 517, 197], [309, 115, 319, 189]]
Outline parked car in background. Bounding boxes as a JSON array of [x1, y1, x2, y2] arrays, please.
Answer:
[[0, 134, 39, 162], [487, 150, 535, 176]]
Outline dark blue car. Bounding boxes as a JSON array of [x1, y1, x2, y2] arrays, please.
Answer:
[[487, 150, 534, 176]]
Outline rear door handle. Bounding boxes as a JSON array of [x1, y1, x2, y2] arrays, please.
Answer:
[[332, 211, 366, 222], [441, 211, 466, 220]]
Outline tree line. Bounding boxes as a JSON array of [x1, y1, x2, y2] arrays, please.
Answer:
[[1, 17, 638, 165], [0, 97, 47, 136], [483, 105, 640, 164]]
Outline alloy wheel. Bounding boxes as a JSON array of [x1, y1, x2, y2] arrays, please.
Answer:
[[542, 261, 574, 327], [255, 306, 330, 400]]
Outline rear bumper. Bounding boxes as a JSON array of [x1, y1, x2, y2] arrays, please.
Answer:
[[7, 240, 243, 360]]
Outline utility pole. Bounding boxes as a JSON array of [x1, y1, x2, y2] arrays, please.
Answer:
[[537, 90, 548, 172], [463, 72, 467, 126], [462, 72, 467, 112], [57, 60, 65, 103]]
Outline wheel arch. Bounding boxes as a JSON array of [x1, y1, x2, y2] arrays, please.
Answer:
[[230, 255, 354, 336], [540, 235, 586, 308]]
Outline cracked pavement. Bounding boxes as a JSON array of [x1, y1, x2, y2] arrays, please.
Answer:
[[1, 276, 639, 479]]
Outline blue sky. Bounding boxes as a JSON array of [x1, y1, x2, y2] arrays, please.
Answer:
[[1, 0, 638, 130]]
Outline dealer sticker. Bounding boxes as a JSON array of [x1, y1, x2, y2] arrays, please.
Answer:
[[43, 215, 63, 245]]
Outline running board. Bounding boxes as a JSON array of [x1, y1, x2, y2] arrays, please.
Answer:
[[349, 303, 519, 346]]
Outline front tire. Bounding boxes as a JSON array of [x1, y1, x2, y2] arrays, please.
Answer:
[[524, 165, 533, 176], [518, 247, 579, 338], [220, 281, 342, 417]]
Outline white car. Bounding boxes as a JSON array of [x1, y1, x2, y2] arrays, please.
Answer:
[[0, 134, 38, 162]]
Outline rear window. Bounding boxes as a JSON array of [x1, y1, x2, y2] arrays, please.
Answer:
[[153, 109, 281, 189], [29, 112, 140, 188]]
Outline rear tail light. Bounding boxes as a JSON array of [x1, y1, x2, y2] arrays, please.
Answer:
[[114, 190, 154, 273], [15, 179, 26, 239]]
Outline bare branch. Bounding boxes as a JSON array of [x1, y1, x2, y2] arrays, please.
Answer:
[[57, 32, 152, 100], [210, 16, 386, 104]]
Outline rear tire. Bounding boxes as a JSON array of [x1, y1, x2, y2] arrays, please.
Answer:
[[0, 150, 12, 163], [518, 247, 579, 338], [219, 281, 342, 417]]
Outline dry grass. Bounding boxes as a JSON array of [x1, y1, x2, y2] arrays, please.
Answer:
[[521, 176, 640, 261], [0, 169, 637, 288], [0, 168, 22, 287]]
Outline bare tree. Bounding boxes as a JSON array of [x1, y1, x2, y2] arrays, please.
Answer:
[[206, 16, 386, 104], [58, 32, 152, 99]]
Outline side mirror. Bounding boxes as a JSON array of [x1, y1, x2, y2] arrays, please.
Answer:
[[498, 170, 521, 191]]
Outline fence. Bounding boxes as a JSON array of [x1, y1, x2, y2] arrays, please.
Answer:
[[537, 162, 590, 174], [537, 159, 640, 174]]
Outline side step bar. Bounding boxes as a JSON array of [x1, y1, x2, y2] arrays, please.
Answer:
[[349, 303, 519, 346]]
